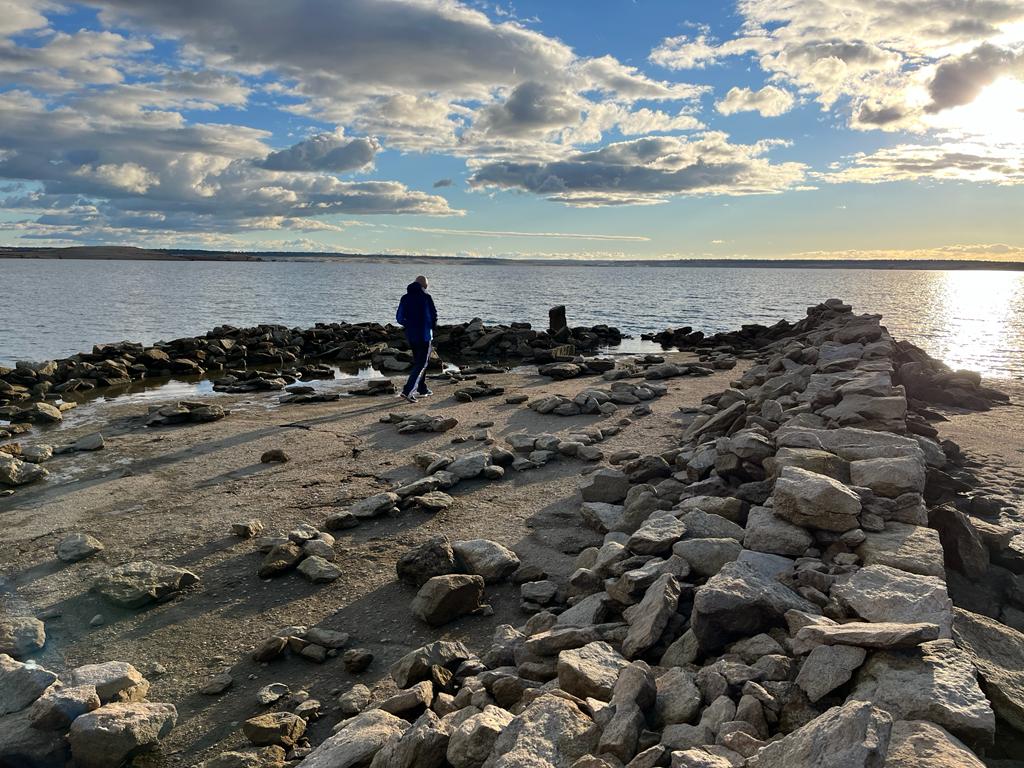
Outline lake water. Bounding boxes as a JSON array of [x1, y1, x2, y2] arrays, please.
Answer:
[[2, 259, 1023, 379]]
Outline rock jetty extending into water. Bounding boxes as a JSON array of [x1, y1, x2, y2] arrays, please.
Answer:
[[2, 299, 1023, 768]]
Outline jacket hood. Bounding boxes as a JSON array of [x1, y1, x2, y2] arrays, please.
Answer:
[[406, 281, 426, 294]]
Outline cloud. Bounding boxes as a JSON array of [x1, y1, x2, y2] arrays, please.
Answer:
[[469, 133, 808, 206], [824, 141, 1024, 185], [259, 133, 379, 172], [716, 85, 795, 117], [926, 43, 1024, 113], [433, 178, 454, 188], [396, 225, 650, 241], [650, 0, 1024, 131], [473, 81, 586, 138]]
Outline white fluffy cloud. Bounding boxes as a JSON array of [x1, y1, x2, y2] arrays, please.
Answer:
[[824, 141, 1024, 185], [651, 0, 1024, 132], [716, 85, 795, 117]]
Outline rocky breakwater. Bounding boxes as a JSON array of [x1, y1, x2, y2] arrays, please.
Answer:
[[0, 315, 622, 410], [270, 299, 1020, 768]]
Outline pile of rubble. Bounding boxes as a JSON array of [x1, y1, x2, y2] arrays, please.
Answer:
[[279, 299, 1022, 768], [527, 382, 668, 418]]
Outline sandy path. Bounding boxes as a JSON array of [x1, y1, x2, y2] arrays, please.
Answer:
[[0, 354, 741, 763]]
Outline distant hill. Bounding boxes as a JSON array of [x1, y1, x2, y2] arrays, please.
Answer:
[[1, 245, 1022, 270]]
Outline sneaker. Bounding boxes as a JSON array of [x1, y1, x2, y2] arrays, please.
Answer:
[[398, 392, 418, 403], [417, 389, 434, 397]]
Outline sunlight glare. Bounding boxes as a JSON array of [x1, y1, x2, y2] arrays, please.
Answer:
[[927, 77, 1024, 147], [936, 271, 1024, 377]]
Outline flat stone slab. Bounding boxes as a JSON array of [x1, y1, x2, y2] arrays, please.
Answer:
[[951, 607, 1024, 734], [794, 621, 940, 652], [831, 564, 953, 636], [92, 561, 200, 608]]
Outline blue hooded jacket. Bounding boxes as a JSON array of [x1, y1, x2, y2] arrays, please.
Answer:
[[396, 281, 438, 343]]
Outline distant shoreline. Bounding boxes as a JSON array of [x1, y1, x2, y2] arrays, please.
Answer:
[[2, 245, 1023, 271]]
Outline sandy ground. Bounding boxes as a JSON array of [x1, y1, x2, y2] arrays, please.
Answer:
[[0, 354, 744, 765]]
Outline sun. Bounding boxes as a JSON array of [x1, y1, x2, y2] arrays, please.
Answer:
[[926, 76, 1024, 147]]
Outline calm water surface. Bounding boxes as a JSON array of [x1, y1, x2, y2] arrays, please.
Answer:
[[2, 259, 1022, 378]]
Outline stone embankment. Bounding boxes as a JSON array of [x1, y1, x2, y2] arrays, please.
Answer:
[[261, 299, 1019, 768]]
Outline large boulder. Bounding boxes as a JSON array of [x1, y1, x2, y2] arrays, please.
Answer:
[[480, 694, 599, 768], [557, 641, 629, 700], [691, 561, 818, 651], [849, 639, 995, 748], [951, 608, 1024, 733], [411, 575, 485, 627], [69, 661, 149, 703], [831, 565, 952, 636], [92, 561, 200, 607], [743, 505, 813, 557], [882, 720, 985, 768], [396, 536, 458, 587], [849, 456, 925, 497], [368, 710, 449, 768], [927, 506, 988, 579], [448, 705, 515, 768], [795, 645, 867, 703], [772, 466, 861, 532], [0, 453, 48, 486], [453, 539, 520, 583], [0, 707, 69, 767], [622, 573, 682, 658], [29, 684, 101, 730], [580, 469, 630, 504], [350, 492, 400, 518], [68, 702, 177, 768], [0, 616, 45, 658], [855, 524, 945, 578], [0, 654, 58, 715], [390, 640, 472, 688], [747, 700, 892, 768], [300, 710, 409, 768]]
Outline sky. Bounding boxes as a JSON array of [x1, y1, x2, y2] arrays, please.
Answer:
[[1, 0, 1023, 261]]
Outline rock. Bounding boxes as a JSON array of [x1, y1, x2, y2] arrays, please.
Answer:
[[673, 538, 742, 577], [855, 523, 945, 578], [691, 561, 818, 651], [351, 492, 400, 518], [413, 491, 456, 513], [623, 574, 681, 658], [93, 560, 200, 607], [324, 511, 359, 530], [581, 503, 625, 533], [232, 520, 264, 538], [951, 607, 1024, 733], [397, 536, 458, 587], [454, 539, 521, 583], [794, 621, 940, 652], [301, 709, 409, 768], [242, 711, 307, 747], [30, 684, 101, 730], [480, 694, 599, 768], [70, 661, 150, 703], [0, 616, 45, 658], [69, 702, 177, 768], [882, 719, 985, 768], [379, 680, 433, 716], [448, 452, 491, 480], [256, 683, 289, 705], [258, 543, 304, 579], [743, 506, 812, 557], [0, 653, 58, 715], [72, 432, 105, 451], [927, 505, 988, 579], [448, 705, 515, 768], [832, 565, 952, 636], [795, 645, 867, 703], [200, 673, 233, 695], [850, 639, 994, 747], [655, 667, 701, 726], [197, 746, 287, 768], [260, 449, 290, 463], [772, 466, 861, 532], [339, 684, 372, 716], [557, 641, 629, 700], [391, 640, 472, 688], [344, 648, 375, 673], [629, 514, 687, 555], [522, 580, 558, 605], [849, 456, 925, 498], [0, 452, 48, 485], [302, 538, 335, 561], [369, 709, 449, 768], [298, 555, 342, 583], [581, 469, 630, 504], [0, 707, 68, 766], [412, 575, 485, 626], [747, 700, 891, 768]]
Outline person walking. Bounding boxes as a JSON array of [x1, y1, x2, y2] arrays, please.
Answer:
[[395, 275, 438, 402]]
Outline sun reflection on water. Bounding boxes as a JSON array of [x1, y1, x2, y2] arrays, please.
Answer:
[[929, 271, 1024, 377]]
